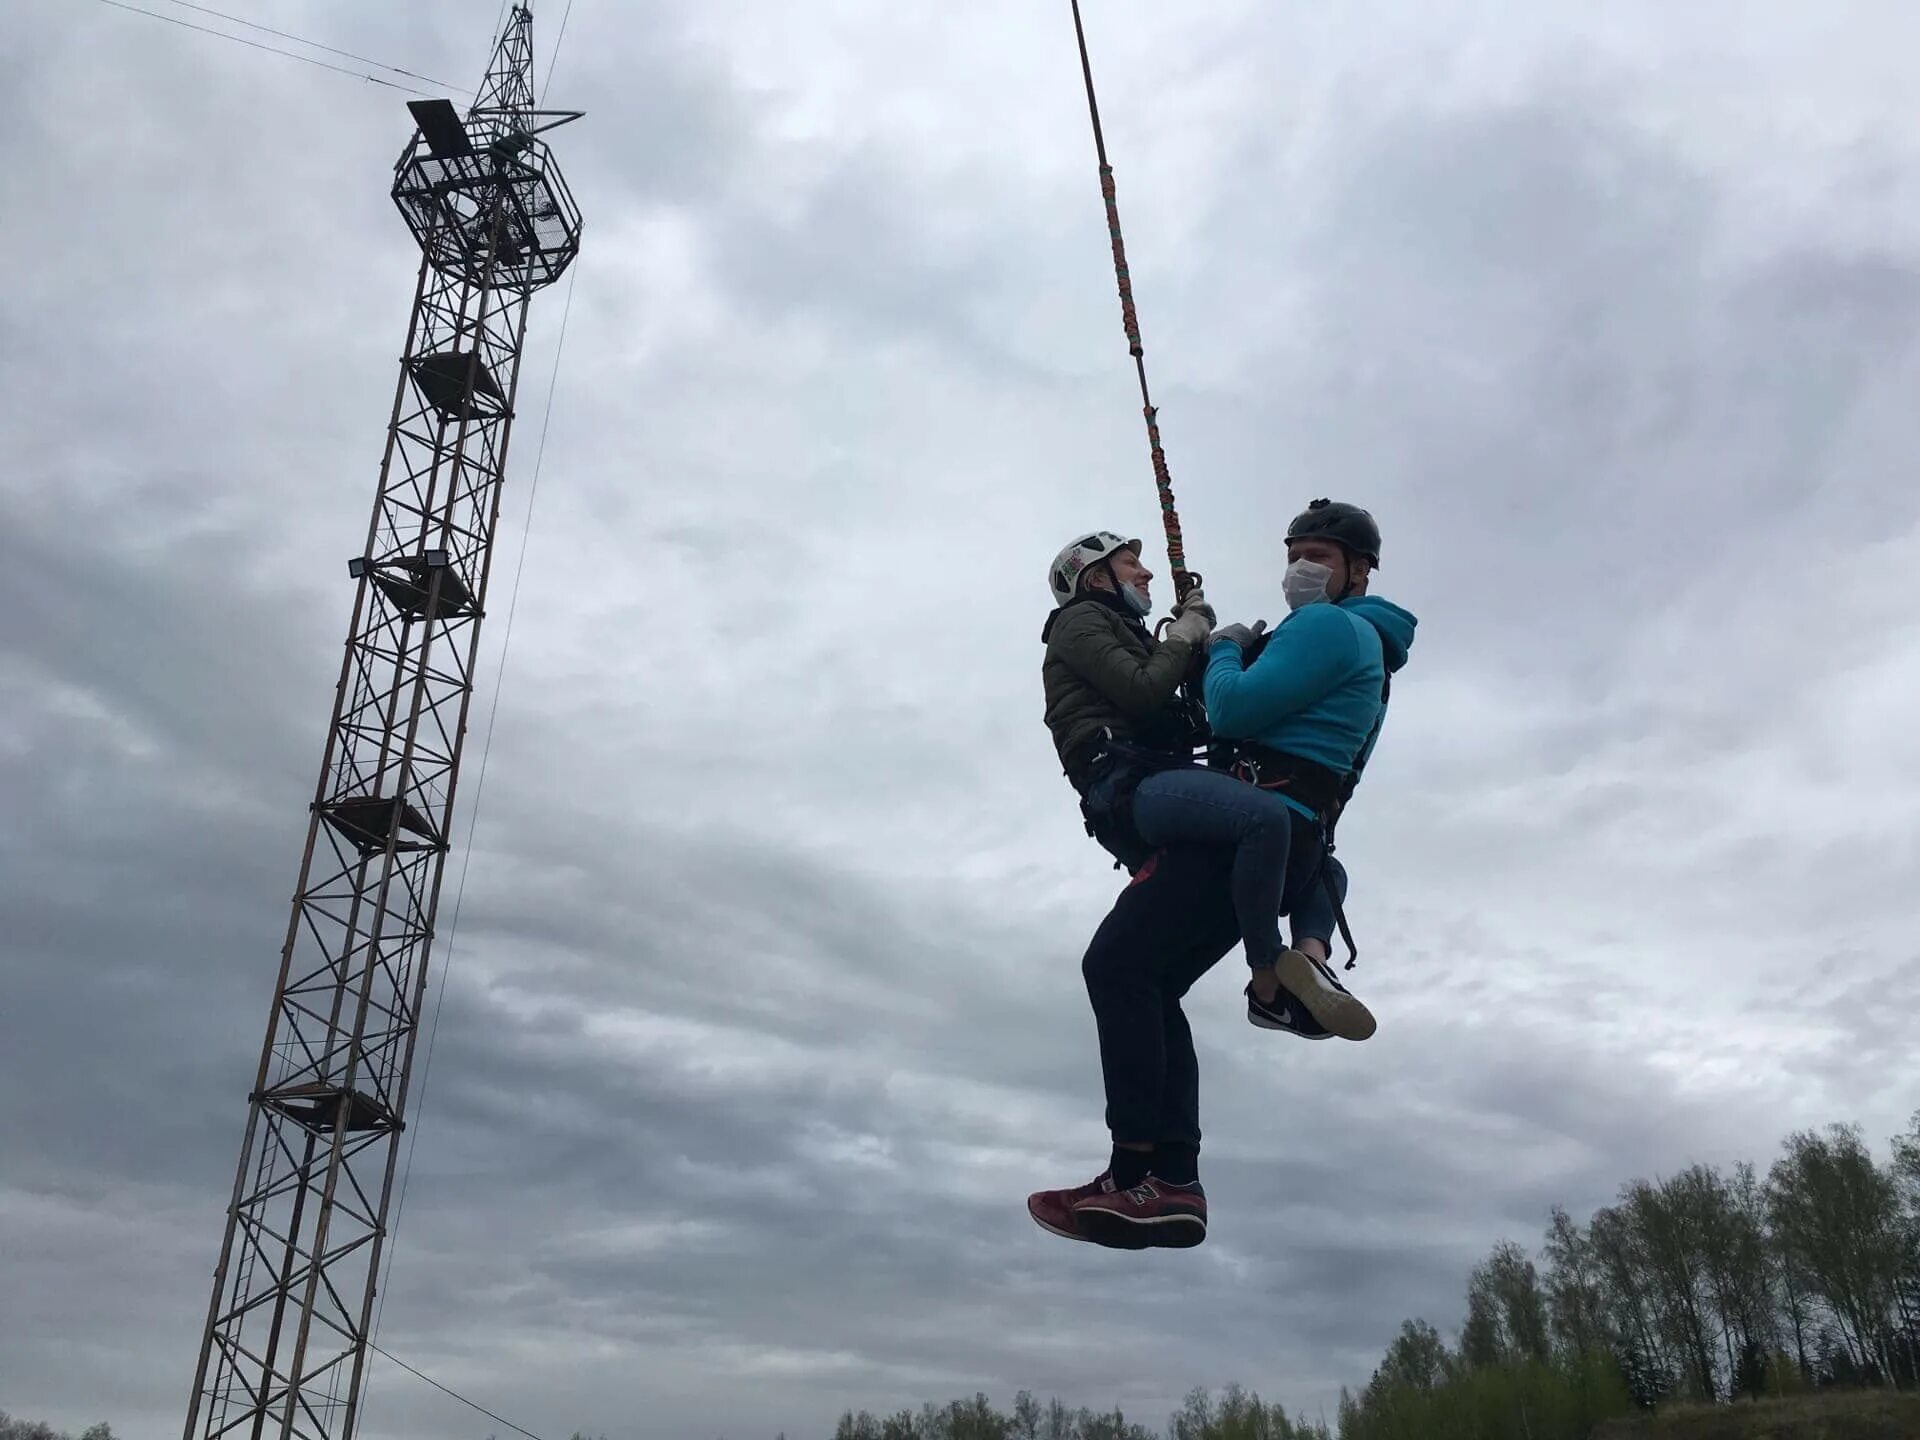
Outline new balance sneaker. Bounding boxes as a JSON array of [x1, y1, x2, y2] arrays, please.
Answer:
[[1245, 978, 1333, 1039], [1072, 1176, 1208, 1250], [1028, 1171, 1117, 1244], [1271, 948, 1377, 1040]]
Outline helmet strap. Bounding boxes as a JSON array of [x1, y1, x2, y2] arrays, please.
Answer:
[[1330, 550, 1355, 603]]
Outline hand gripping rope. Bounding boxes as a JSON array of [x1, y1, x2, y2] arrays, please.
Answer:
[[1068, 0, 1201, 606]]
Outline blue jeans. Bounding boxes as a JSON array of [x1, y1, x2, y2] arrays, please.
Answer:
[[1291, 855, 1346, 954], [1129, 767, 1328, 970]]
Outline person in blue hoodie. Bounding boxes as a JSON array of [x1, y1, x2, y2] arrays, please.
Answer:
[[1028, 498, 1417, 1252], [1204, 498, 1418, 1040]]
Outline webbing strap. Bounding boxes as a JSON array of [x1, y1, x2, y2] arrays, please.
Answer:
[[1068, 0, 1198, 602], [1320, 670, 1392, 970]]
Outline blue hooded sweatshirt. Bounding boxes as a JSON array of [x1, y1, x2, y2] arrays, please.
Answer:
[[1204, 594, 1418, 817]]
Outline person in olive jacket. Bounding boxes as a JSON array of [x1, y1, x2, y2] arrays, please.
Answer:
[[1040, 530, 1316, 983]]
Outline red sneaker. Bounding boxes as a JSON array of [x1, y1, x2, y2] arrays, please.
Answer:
[[1027, 1171, 1116, 1244], [1073, 1176, 1208, 1250]]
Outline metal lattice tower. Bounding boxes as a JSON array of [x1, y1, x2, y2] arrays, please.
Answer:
[[184, 9, 581, 1437]]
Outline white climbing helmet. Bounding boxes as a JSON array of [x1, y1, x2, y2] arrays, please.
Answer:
[[1048, 531, 1142, 606]]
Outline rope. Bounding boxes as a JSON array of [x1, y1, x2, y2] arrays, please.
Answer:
[[152, 0, 466, 91], [365, 1340, 549, 1440], [1067, 0, 1200, 602], [87, 0, 443, 99], [542, 0, 577, 104]]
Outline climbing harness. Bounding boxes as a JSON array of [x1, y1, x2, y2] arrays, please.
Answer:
[[1077, 734, 1197, 876], [1067, 0, 1200, 607], [1224, 746, 1350, 819]]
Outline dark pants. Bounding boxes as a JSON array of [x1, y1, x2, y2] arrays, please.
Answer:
[[1081, 812, 1329, 1147]]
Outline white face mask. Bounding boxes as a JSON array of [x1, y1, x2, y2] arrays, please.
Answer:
[[1118, 581, 1152, 616], [1284, 559, 1333, 610]]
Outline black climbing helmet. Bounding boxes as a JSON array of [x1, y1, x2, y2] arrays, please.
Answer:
[[1286, 498, 1382, 569]]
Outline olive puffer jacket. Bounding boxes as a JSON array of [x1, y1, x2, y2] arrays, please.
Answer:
[[1041, 592, 1206, 791]]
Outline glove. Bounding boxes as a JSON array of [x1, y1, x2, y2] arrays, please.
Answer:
[[1210, 619, 1269, 652], [1164, 605, 1212, 647], [1173, 587, 1217, 628]]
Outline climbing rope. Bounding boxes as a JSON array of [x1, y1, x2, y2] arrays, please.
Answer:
[[1067, 0, 1201, 604]]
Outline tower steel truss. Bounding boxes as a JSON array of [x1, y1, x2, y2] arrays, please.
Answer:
[[184, 9, 581, 1437]]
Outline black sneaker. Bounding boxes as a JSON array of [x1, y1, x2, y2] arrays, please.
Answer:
[[1245, 978, 1332, 1039], [1271, 948, 1376, 1040]]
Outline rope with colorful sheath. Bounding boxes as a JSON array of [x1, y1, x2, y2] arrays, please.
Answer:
[[1067, 0, 1201, 606]]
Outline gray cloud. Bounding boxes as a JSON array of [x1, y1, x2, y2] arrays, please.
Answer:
[[6, 2, 1920, 1439]]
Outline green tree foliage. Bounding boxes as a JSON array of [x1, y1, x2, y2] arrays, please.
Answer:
[[0, 1419, 114, 1440], [1542, 1204, 1610, 1362], [1462, 1241, 1554, 1368], [1589, 1200, 1677, 1393], [1622, 1170, 1723, 1400], [1767, 1124, 1909, 1383], [1732, 1338, 1770, 1401], [835, 1398, 1157, 1440], [1171, 1383, 1305, 1440], [1336, 1350, 1631, 1440], [832, 1391, 1329, 1440], [1324, 1117, 1918, 1438], [1375, 1318, 1453, 1394]]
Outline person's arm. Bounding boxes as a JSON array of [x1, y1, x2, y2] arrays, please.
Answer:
[[1203, 607, 1360, 739], [1052, 605, 1201, 718]]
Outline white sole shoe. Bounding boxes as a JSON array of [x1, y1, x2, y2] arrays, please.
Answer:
[[1272, 948, 1377, 1041]]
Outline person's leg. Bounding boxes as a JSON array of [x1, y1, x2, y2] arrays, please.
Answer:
[[1080, 845, 1236, 1150], [1253, 819, 1376, 1040], [1151, 909, 1231, 1187], [1288, 855, 1347, 963], [1143, 997, 1202, 1193], [1074, 846, 1236, 1247], [1130, 768, 1299, 972], [1031, 846, 1236, 1248]]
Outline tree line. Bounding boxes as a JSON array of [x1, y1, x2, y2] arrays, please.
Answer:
[[830, 1386, 1330, 1440], [827, 1113, 1920, 1440], [0, 1418, 114, 1440], [1334, 1113, 1920, 1438]]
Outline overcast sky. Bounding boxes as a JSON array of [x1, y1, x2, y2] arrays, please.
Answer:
[[5, 2, 1920, 1438]]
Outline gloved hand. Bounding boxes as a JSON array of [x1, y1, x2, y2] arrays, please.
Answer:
[[1164, 605, 1213, 647], [1173, 587, 1217, 628], [1210, 619, 1269, 651]]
